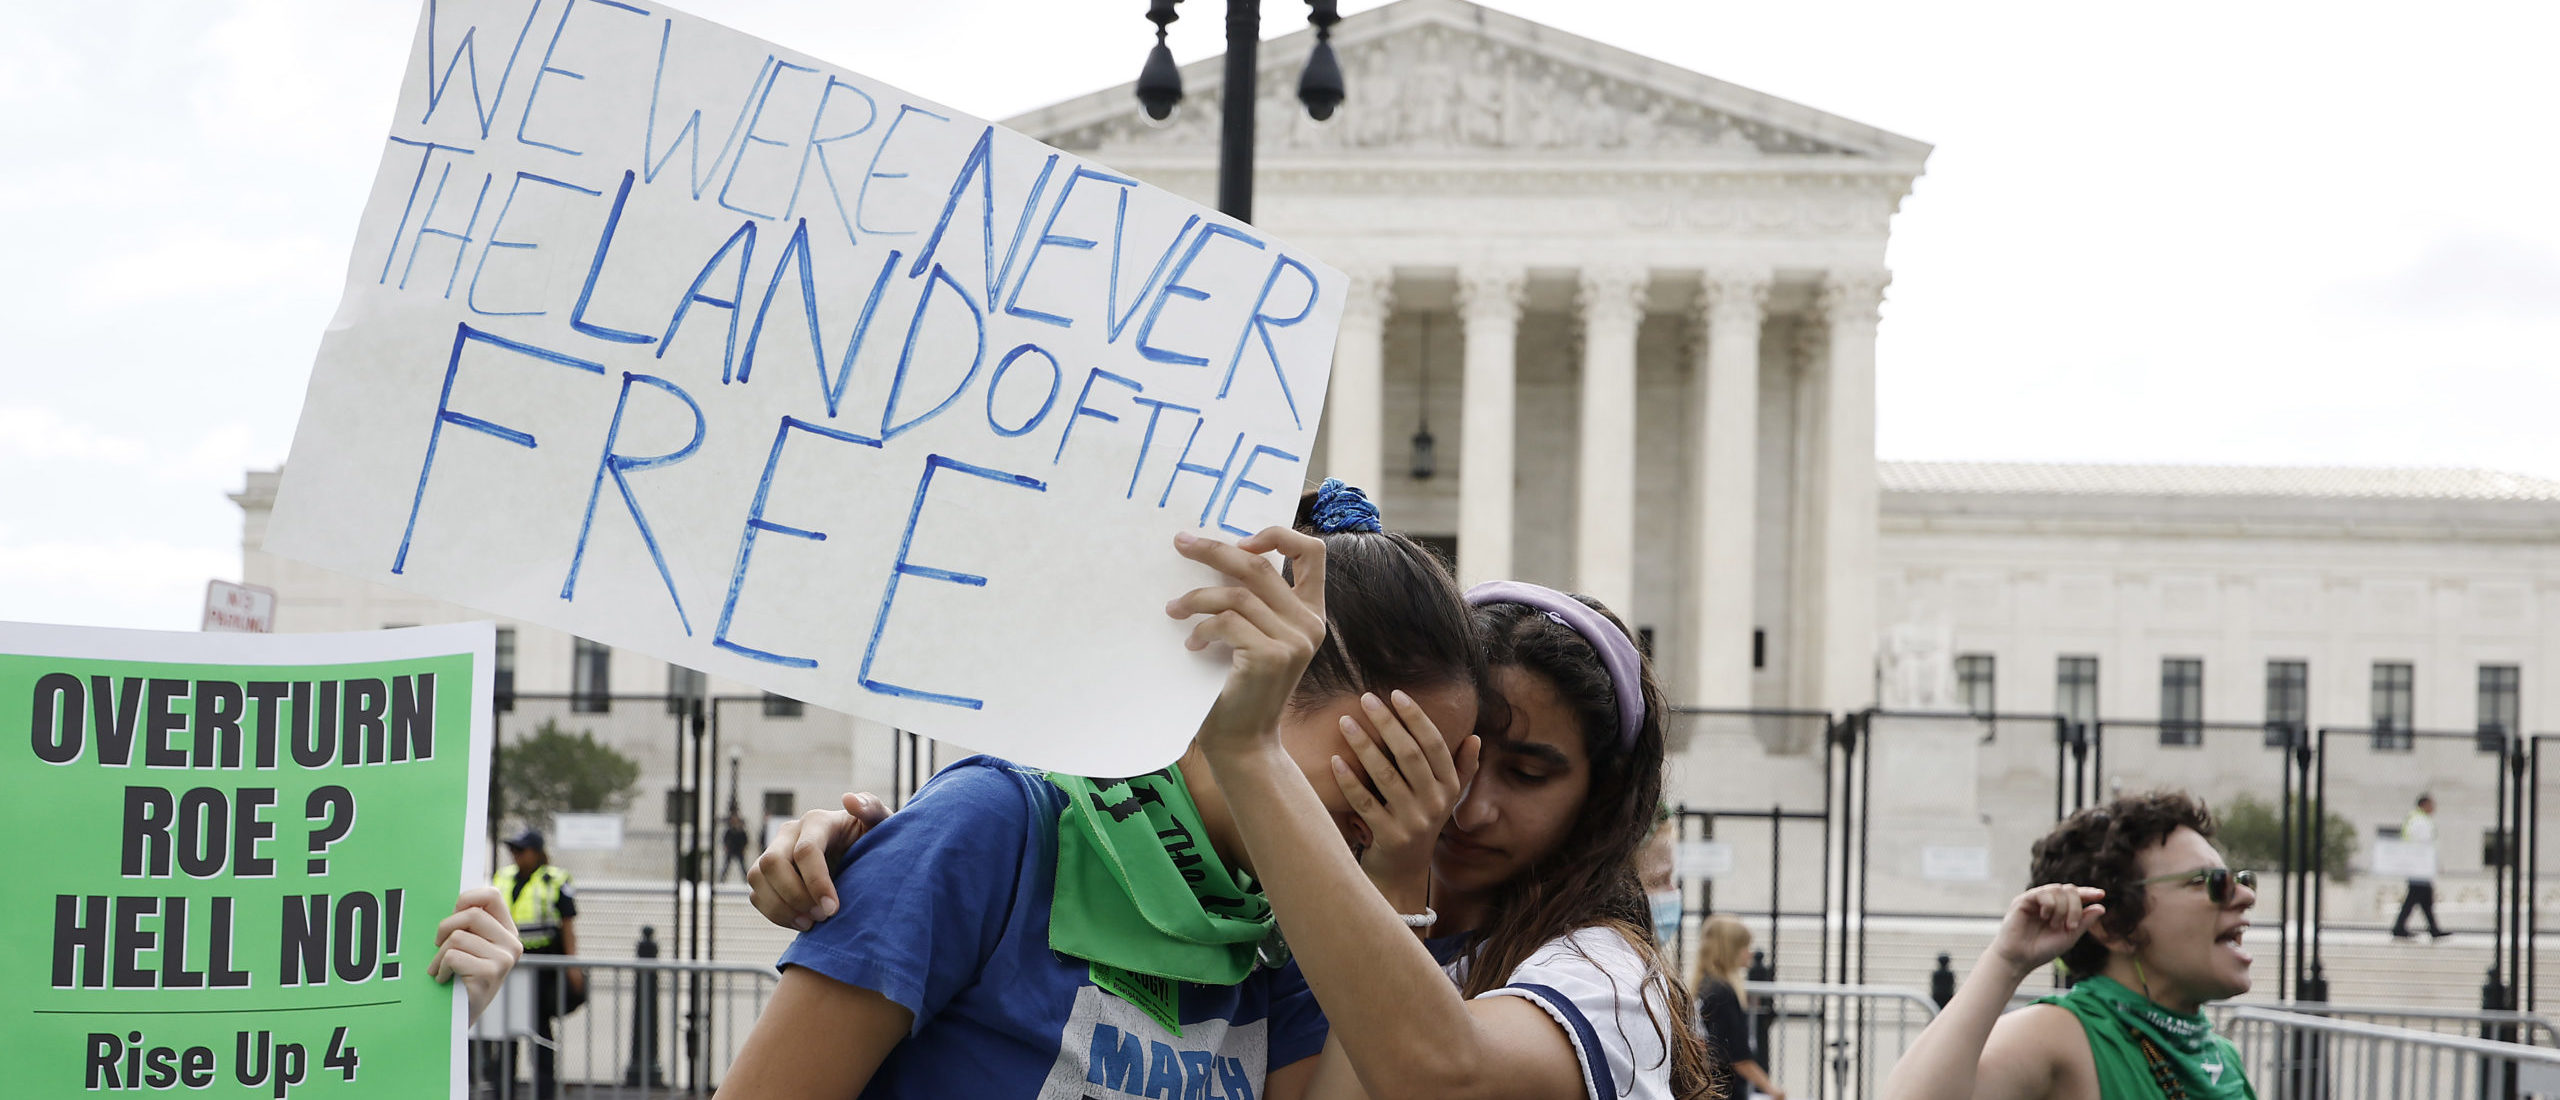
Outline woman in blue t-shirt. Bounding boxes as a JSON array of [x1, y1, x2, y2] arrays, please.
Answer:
[[717, 480, 1486, 1100], [756, 501, 1714, 1098]]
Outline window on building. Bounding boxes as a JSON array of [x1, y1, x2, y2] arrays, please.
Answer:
[[763, 790, 795, 819], [2478, 664, 2520, 754], [572, 638, 612, 714], [762, 692, 805, 718], [2160, 658, 2203, 746], [2486, 829, 2515, 870], [1957, 655, 1996, 719], [667, 665, 707, 717], [2057, 657, 2099, 740], [494, 627, 517, 712], [2371, 662, 2414, 751], [2264, 660, 2308, 748]]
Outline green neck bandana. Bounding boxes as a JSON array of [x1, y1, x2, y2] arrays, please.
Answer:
[[2040, 975, 2256, 1100], [1046, 766, 1275, 993]]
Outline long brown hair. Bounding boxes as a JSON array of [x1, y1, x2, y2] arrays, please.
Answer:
[[1463, 597, 1715, 1100]]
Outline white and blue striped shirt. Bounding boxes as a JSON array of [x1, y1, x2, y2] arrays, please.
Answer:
[[1449, 926, 1676, 1100]]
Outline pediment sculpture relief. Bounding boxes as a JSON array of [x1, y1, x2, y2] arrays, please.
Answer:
[[1042, 24, 1857, 159]]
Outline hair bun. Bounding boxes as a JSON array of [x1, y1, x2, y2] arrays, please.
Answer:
[[1310, 478, 1384, 533]]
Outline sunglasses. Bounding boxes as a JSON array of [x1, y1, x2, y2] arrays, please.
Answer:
[[2134, 866, 2257, 906]]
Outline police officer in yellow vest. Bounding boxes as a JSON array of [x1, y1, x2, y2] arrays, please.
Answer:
[[495, 829, 579, 1099]]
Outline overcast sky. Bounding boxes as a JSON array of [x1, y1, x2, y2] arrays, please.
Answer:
[[5, 0, 2557, 631]]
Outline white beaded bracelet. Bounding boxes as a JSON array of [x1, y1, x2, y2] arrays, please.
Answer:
[[1398, 907, 1438, 929]]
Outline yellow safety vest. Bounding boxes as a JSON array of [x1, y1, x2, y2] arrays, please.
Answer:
[[495, 863, 573, 952]]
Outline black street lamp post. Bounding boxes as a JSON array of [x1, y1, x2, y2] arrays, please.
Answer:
[[1136, 0, 1343, 223], [726, 747, 742, 820]]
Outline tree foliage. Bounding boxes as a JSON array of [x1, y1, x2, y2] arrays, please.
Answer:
[[2216, 792, 2358, 883], [495, 719, 640, 833]]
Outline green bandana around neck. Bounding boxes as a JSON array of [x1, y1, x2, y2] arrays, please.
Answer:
[[2039, 975, 2255, 1100], [1046, 766, 1275, 997]]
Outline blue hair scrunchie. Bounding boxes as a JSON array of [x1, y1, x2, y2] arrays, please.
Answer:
[[1310, 477, 1383, 534]]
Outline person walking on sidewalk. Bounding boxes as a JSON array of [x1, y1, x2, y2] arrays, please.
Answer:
[[2391, 794, 2449, 941], [720, 811, 753, 883]]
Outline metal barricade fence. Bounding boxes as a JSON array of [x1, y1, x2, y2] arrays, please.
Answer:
[[450, 961, 2560, 1100], [1751, 981, 1940, 1100], [2222, 1006, 2560, 1100], [2209, 1002, 2560, 1048], [469, 954, 780, 1098]]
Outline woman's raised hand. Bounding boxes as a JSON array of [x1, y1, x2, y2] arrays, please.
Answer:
[[1989, 883, 2107, 976], [1334, 690, 1480, 904], [748, 793, 893, 932], [1169, 527, 1328, 752]]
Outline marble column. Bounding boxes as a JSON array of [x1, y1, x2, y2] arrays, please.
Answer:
[[1455, 265, 1525, 588], [1810, 269, 1890, 711], [1685, 266, 1770, 707], [1785, 319, 1827, 715], [1323, 269, 1393, 493], [1574, 266, 1647, 613]]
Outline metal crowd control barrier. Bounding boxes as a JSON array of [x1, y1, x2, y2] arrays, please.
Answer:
[[1666, 706, 1845, 985], [1750, 981, 1940, 1100], [2302, 726, 2531, 1016], [468, 953, 780, 1098], [2206, 1002, 2560, 1048], [2222, 1005, 2560, 1100]]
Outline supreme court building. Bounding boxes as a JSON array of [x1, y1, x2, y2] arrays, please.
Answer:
[[1010, 0, 1930, 721], [236, 0, 1933, 851], [232, 1, 2560, 944]]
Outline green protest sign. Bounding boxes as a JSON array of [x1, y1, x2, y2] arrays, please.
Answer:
[[3, 622, 493, 1099]]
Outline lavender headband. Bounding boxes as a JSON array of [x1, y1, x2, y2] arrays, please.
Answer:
[[1464, 580, 1646, 754]]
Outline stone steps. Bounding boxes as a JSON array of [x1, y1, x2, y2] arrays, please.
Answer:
[[563, 883, 797, 969]]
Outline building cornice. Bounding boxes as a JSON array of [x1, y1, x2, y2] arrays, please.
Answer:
[[1884, 500, 2560, 547], [1098, 158, 1922, 190], [1008, 0, 1930, 174]]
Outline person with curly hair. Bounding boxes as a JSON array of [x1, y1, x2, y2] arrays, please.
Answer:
[[1882, 791, 2259, 1100]]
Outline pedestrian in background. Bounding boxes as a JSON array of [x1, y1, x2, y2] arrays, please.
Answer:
[[721, 811, 752, 883], [1693, 914, 1784, 1100], [2391, 794, 2449, 941], [1643, 810, 1682, 949], [494, 829, 580, 1099]]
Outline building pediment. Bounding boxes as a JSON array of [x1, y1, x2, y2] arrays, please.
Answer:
[[1007, 0, 1930, 172]]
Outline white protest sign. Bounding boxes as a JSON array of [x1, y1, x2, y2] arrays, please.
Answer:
[[2371, 839, 2437, 879], [552, 811, 625, 851], [202, 579, 277, 633], [1919, 844, 1991, 883], [268, 0, 1345, 778], [1678, 840, 1735, 880]]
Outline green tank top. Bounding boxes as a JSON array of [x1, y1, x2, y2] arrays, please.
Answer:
[[2035, 976, 2256, 1100]]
